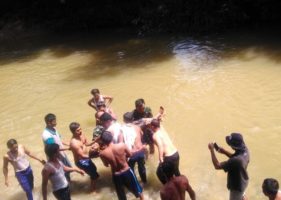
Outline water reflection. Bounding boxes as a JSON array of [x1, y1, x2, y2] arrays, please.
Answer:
[[173, 39, 221, 70], [1, 30, 281, 200]]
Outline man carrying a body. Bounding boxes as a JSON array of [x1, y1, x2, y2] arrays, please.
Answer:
[[149, 119, 181, 184], [122, 112, 147, 183], [99, 112, 123, 144], [98, 131, 144, 200], [69, 122, 99, 192]]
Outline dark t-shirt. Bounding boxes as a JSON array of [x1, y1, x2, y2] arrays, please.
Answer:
[[221, 148, 250, 192], [132, 107, 153, 144], [132, 107, 153, 121]]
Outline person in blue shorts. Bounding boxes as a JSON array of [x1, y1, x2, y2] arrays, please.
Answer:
[[69, 122, 99, 192], [3, 139, 45, 200], [122, 112, 147, 183], [98, 131, 144, 200]]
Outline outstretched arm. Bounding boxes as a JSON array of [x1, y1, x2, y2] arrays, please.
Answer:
[[154, 106, 165, 121], [63, 165, 84, 175], [24, 146, 45, 164], [3, 156, 9, 186]]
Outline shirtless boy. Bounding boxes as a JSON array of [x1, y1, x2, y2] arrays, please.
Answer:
[[160, 161, 196, 200], [69, 122, 99, 192], [149, 119, 181, 184], [88, 88, 113, 111], [3, 139, 45, 200], [263, 178, 281, 200], [99, 131, 144, 200]]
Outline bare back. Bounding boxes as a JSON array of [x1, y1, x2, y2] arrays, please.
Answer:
[[160, 176, 191, 200], [154, 127, 177, 157], [133, 124, 144, 152], [100, 143, 131, 174]]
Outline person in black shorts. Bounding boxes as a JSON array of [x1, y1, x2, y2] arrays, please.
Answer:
[[69, 122, 99, 192], [149, 119, 181, 184]]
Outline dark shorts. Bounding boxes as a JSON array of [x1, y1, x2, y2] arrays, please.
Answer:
[[157, 151, 180, 184], [76, 159, 99, 180], [130, 150, 145, 161], [128, 150, 147, 183], [53, 186, 71, 200], [113, 168, 143, 200]]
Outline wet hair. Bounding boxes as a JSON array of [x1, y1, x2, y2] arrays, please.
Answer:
[[263, 178, 279, 196], [100, 112, 113, 122], [91, 88, 100, 95], [69, 122, 80, 134], [123, 112, 133, 123], [7, 139, 17, 149], [162, 161, 175, 179], [100, 131, 113, 145], [135, 98, 145, 108], [151, 119, 160, 128], [45, 143, 60, 159], [44, 113, 56, 124]]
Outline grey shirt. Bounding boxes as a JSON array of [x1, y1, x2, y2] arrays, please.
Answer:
[[221, 147, 250, 192]]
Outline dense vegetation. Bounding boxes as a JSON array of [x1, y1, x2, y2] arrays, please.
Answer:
[[0, 0, 281, 34]]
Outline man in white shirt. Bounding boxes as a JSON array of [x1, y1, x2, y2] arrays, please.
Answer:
[[42, 113, 72, 181]]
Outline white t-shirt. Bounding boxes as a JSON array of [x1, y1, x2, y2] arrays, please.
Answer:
[[42, 128, 63, 147], [121, 124, 137, 150], [108, 122, 122, 144], [45, 161, 68, 191]]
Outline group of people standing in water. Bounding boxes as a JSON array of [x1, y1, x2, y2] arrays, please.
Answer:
[[3, 88, 281, 200]]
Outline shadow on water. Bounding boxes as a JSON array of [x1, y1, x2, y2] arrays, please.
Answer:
[[7, 191, 26, 200], [70, 169, 116, 195], [70, 168, 162, 199], [0, 28, 281, 79]]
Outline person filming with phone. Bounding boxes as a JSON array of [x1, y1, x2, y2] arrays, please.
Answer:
[[208, 133, 250, 200]]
